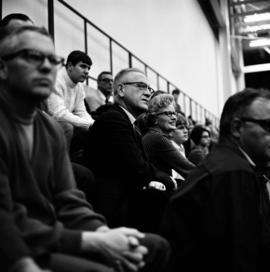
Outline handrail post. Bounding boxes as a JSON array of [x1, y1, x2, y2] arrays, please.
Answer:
[[156, 74, 160, 90], [195, 102, 199, 120], [84, 19, 88, 55], [109, 38, 113, 74], [84, 19, 88, 85], [144, 65, 148, 76], [167, 81, 170, 93], [189, 98, 192, 118], [48, 0, 54, 41], [128, 52, 132, 68], [183, 94, 186, 114]]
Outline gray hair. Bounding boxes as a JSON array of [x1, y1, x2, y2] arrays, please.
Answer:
[[148, 93, 174, 114], [113, 67, 145, 95]]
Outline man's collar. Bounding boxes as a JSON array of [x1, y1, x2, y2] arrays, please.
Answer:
[[119, 105, 136, 124], [97, 88, 106, 100], [238, 146, 256, 167]]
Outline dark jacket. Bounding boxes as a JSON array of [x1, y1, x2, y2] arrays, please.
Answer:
[[83, 104, 173, 227], [162, 141, 269, 272], [0, 105, 106, 268], [142, 128, 195, 177]]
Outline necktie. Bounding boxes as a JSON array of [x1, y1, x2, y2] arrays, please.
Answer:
[[133, 123, 147, 159]]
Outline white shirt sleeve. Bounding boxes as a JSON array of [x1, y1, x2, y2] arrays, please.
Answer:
[[47, 82, 94, 130]]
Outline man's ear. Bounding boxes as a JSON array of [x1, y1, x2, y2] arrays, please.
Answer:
[[117, 84, 125, 97], [0, 59, 8, 80], [231, 118, 242, 139], [66, 61, 72, 72]]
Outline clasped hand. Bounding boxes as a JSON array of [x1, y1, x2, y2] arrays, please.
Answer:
[[81, 227, 148, 271]]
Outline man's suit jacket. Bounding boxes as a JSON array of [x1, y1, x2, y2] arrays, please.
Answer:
[[162, 141, 269, 272], [83, 104, 173, 227]]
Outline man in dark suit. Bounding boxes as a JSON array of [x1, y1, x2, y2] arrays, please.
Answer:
[[162, 88, 270, 272], [84, 68, 175, 229]]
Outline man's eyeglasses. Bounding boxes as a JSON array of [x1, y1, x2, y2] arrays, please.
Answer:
[[122, 82, 155, 95], [156, 111, 177, 118], [100, 78, 113, 83], [240, 117, 270, 133], [1, 49, 65, 68]]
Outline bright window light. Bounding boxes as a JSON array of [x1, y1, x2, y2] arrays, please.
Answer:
[[244, 13, 270, 23], [249, 39, 270, 47]]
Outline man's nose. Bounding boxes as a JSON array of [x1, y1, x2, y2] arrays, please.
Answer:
[[40, 57, 54, 71], [144, 89, 152, 97]]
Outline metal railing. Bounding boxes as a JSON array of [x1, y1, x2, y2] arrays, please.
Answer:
[[1, 0, 219, 126]]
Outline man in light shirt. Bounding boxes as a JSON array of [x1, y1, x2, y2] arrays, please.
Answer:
[[47, 50, 94, 153]]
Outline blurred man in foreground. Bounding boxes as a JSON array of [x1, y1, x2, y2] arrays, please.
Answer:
[[0, 25, 169, 272], [163, 88, 270, 272]]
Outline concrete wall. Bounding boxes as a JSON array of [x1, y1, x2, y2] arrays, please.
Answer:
[[2, 0, 244, 122]]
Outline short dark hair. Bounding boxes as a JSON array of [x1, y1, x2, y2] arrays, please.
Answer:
[[66, 50, 92, 66], [113, 67, 144, 95], [1, 13, 33, 27], [97, 71, 112, 81], [190, 125, 210, 145], [219, 88, 270, 141], [172, 89, 180, 95]]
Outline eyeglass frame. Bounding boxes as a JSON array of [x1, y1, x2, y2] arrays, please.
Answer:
[[99, 78, 113, 83], [156, 111, 177, 118], [1, 48, 65, 68], [121, 81, 155, 95], [240, 117, 270, 133]]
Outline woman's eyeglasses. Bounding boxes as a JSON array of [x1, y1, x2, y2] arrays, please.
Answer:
[[156, 111, 177, 118]]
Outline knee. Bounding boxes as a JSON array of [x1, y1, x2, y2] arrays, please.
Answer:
[[143, 233, 171, 255], [58, 121, 74, 148]]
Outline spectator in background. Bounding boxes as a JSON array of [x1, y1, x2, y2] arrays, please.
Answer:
[[0, 25, 170, 272], [83, 68, 175, 230], [188, 125, 211, 165], [84, 71, 114, 112], [143, 93, 195, 183], [187, 115, 196, 128], [162, 88, 270, 272], [172, 89, 184, 116], [205, 117, 219, 144], [0, 13, 33, 29], [172, 114, 190, 157], [171, 114, 193, 181], [47, 50, 94, 158]]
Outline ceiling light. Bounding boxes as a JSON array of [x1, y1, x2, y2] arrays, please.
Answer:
[[244, 13, 270, 23], [249, 39, 270, 47], [241, 24, 270, 33]]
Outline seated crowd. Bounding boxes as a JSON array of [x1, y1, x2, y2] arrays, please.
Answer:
[[1, 12, 270, 272]]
